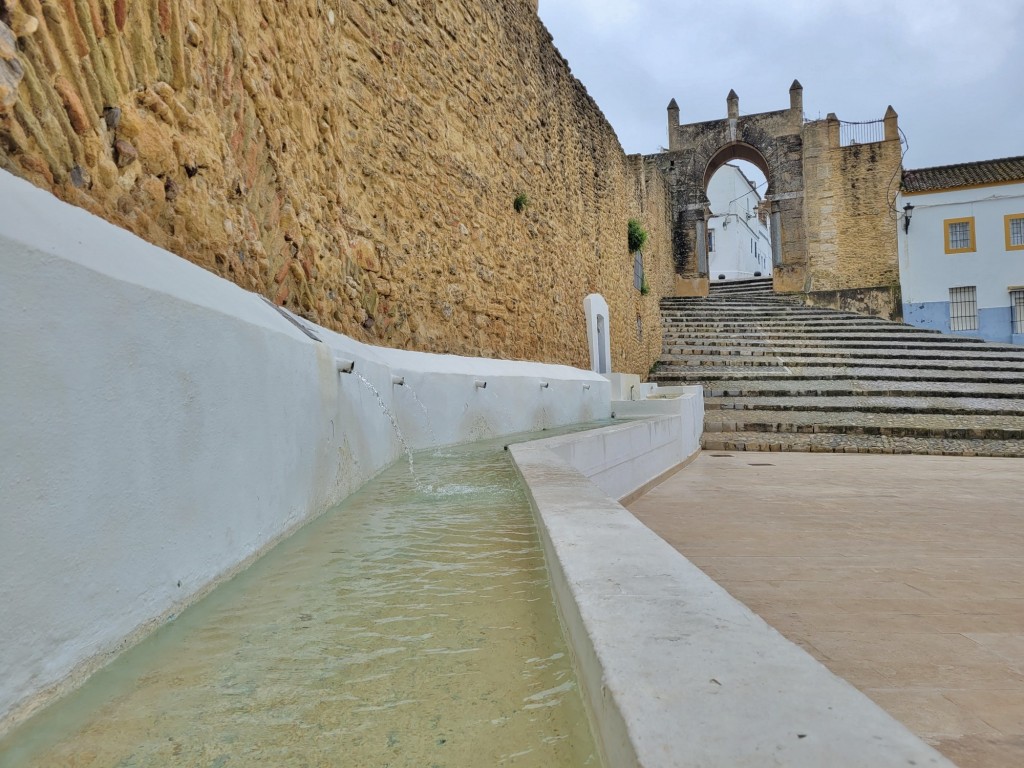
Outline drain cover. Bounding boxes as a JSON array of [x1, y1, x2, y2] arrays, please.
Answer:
[[748, 463, 774, 467], [710, 454, 733, 458]]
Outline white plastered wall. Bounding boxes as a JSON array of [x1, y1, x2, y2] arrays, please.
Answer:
[[0, 171, 612, 732], [898, 181, 1024, 307]]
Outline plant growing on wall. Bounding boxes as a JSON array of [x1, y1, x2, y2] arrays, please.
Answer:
[[627, 218, 648, 253], [513, 193, 530, 213], [640, 274, 650, 296]]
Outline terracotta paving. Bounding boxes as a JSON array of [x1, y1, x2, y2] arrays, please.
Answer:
[[627, 451, 1024, 768]]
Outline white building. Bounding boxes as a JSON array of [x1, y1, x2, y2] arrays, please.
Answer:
[[706, 164, 772, 281], [898, 156, 1024, 345]]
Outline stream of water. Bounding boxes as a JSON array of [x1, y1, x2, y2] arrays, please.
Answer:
[[0, 428, 605, 767]]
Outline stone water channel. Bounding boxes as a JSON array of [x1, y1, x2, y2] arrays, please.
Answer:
[[1, 429, 607, 767]]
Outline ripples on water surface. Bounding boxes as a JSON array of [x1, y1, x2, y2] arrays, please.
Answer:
[[1, 429, 605, 767]]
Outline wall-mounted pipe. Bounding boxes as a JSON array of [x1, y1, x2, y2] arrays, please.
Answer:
[[336, 358, 355, 374], [475, 380, 487, 389], [583, 383, 591, 390], [391, 375, 405, 386], [540, 381, 550, 389]]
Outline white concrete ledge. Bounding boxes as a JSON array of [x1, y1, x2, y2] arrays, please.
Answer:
[[0, 171, 609, 733], [509, 425, 955, 768]]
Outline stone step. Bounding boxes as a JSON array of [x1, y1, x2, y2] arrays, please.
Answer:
[[650, 366, 1024, 384], [658, 355, 1024, 372], [703, 408, 1024, 440], [663, 338, 1022, 353], [700, 432, 1024, 458], [705, 395, 1024, 417], [659, 346, 1024, 363], [698, 379, 1024, 400], [664, 332, 987, 344]]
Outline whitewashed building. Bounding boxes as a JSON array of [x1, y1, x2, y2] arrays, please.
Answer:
[[898, 156, 1024, 345], [706, 164, 772, 281]]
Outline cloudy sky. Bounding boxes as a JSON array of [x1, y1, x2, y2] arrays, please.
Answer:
[[536, 0, 1023, 171]]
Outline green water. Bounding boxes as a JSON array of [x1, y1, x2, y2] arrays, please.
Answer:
[[1, 430, 603, 767]]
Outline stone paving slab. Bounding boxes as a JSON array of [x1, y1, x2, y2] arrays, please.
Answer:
[[627, 451, 1024, 767]]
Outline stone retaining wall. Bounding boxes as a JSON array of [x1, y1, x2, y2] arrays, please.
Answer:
[[0, 0, 672, 374]]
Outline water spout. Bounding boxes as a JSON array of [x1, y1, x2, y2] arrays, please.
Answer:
[[583, 383, 591, 390], [475, 380, 487, 389], [391, 375, 405, 386], [336, 358, 355, 374], [540, 382, 550, 389]]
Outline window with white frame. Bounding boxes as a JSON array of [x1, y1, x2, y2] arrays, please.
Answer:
[[707, 229, 715, 253], [949, 286, 978, 331], [1012, 289, 1024, 335]]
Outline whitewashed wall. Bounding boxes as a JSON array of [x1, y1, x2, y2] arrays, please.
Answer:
[[898, 181, 1024, 343], [707, 164, 772, 280], [0, 171, 612, 732]]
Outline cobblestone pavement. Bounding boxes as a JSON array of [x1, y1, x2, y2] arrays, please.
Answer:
[[658, 282, 1024, 457]]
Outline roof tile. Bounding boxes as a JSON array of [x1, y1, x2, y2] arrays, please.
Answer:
[[902, 155, 1024, 193]]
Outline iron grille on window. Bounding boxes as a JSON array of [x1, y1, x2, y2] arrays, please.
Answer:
[[1011, 218, 1024, 247], [1012, 290, 1024, 335], [633, 251, 643, 292], [948, 221, 971, 251], [949, 286, 978, 331], [707, 230, 715, 253]]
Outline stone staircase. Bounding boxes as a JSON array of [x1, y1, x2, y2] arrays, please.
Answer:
[[655, 278, 1024, 457]]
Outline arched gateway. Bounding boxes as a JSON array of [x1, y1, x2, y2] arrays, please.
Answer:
[[648, 82, 904, 317]]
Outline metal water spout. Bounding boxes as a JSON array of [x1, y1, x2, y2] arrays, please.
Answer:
[[391, 375, 405, 386], [336, 358, 355, 374], [540, 381, 550, 389], [475, 380, 487, 389], [583, 383, 591, 390]]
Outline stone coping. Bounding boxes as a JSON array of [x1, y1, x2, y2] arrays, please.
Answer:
[[509, 419, 955, 767]]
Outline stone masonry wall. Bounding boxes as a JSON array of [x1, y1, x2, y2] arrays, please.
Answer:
[[801, 116, 901, 294], [0, 0, 671, 375]]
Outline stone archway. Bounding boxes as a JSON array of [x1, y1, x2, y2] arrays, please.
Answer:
[[648, 82, 902, 305]]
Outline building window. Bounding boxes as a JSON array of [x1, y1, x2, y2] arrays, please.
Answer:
[[1012, 289, 1024, 334], [944, 217, 976, 254], [1006, 215, 1024, 251], [949, 286, 978, 331], [707, 229, 715, 253], [633, 251, 643, 292]]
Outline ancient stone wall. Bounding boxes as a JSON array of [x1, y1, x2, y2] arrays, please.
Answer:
[[800, 114, 901, 294], [0, 0, 671, 375]]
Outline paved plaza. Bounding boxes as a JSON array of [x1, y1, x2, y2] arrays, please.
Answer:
[[628, 451, 1024, 768]]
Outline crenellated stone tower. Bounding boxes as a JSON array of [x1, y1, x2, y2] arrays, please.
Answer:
[[648, 82, 904, 318]]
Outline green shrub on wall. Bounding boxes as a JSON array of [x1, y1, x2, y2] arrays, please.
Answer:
[[627, 219, 648, 253], [513, 192, 530, 213]]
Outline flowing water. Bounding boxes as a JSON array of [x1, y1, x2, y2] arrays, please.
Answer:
[[0, 428, 604, 767]]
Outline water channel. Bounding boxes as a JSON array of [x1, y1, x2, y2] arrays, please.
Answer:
[[1, 427, 606, 767]]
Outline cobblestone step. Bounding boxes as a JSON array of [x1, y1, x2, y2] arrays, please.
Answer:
[[703, 409, 1024, 440], [659, 355, 1024, 371], [664, 338, 1024, 354], [659, 292, 1024, 456], [661, 345, 1024, 363], [700, 432, 1024, 458], [651, 365, 1024, 384], [705, 395, 1024, 417], [699, 379, 1024, 399]]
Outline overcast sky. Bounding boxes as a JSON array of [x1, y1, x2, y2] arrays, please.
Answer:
[[536, 0, 1023, 171]]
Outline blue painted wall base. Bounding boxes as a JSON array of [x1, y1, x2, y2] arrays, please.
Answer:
[[902, 302, 1018, 345]]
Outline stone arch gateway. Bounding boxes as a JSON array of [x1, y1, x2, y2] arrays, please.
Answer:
[[648, 82, 905, 318]]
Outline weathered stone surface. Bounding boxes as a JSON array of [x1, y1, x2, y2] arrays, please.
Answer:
[[0, 0, 674, 375]]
